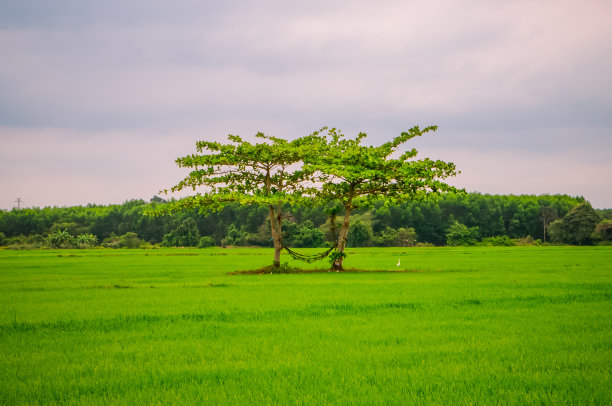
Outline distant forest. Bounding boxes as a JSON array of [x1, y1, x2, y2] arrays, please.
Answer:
[[1, 193, 610, 249]]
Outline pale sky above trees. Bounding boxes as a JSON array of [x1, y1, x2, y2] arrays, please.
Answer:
[[1, 0, 611, 209]]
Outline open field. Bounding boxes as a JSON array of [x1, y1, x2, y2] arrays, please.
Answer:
[[1, 247, 611, 404]]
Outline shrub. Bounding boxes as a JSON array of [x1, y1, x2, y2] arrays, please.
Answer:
[[480, 236, 515, 246], [103, 233, 141, 248], [373, 227, 417, 247], [592, 219, 612, 242], [120, 232, 141, 248], [75, 233, 98, 248], [347, 220, 373, 247], [198, 236, 215, 248], [446, 221, 479, 246], [282, 220, 325, 248], [514, 235, 541, 246], [47, 229, 74, 248], [221, 224, 254, 247], [102, 236, 122, 248], [547, 220, 565, 244], [49, 222, 87, 236], [162, 218, 201, 247], [6, 234, 46, 249]]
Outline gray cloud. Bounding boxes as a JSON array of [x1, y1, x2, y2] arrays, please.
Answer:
[[1, 0, 611, 209]]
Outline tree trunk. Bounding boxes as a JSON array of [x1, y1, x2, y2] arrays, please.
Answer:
[[332, 206, 352, 271], [269, 205, 282, 268]]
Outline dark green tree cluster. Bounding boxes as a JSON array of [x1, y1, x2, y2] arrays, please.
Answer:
[[1, 193, 605, 249], [0, 124, 607, 257], [161, 218, 200, 247], [547, 203, 604, 245], [368, 193, 585, 245]]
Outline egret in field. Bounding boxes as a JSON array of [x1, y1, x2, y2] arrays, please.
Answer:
[[397, 258, 401, 267]]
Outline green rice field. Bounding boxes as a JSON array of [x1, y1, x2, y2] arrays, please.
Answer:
[[1, 247, 611, 404]]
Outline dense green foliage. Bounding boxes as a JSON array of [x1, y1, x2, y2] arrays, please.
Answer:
[[156, 132, 323, 267], [1, 193, 608, 248], [154, 126, 460, 270], [303, 126, 458, 269], [1, 247, 610, 404], [547, 202, 602, 245], [161, 218, 201, 247], [446, 221, 479, 246], [593, 219, 612, 242]]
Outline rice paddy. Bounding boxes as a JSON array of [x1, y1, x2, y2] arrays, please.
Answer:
[[1, 246, 610, 404]]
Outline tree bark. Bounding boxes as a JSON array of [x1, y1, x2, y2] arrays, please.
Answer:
[[269, 205, 282, 267], [332, 204, 352, 271]]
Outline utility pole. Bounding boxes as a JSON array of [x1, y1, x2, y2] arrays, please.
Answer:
[[15, 198, 22, 209]]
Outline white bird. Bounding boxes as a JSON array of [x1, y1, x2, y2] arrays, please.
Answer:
[[397, 258, 401, 267]]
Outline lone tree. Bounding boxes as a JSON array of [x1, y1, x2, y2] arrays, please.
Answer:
[[150, 133, 316, 268], [305, 126, 459, 270]]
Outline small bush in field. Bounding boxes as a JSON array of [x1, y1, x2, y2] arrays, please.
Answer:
[[480, 236, 515, 246], [198, 236, 215, 248]]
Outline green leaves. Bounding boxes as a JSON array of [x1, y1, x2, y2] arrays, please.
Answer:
[[300, 125, 461, 269], [303, 125, 461, 209], [151, 125, 461, 269], [159, 132, 319, 213], [162, 125, 461, 214], [47, 229, 73, 248]]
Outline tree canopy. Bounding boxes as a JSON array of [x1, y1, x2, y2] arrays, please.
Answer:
[[304, 126, 460, 269], [148, 132, 318, 267], [547, 202, 602, 245]]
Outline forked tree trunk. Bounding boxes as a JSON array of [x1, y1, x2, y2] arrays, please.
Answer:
[[332, 206, 352, 271]]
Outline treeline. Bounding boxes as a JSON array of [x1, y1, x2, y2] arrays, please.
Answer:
[[0, 193, 610, 249]]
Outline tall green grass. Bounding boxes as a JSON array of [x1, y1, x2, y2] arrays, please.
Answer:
[[1, 247, 611, 404]]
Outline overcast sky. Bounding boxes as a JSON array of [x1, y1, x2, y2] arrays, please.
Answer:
[[1, 0, 611, 210]]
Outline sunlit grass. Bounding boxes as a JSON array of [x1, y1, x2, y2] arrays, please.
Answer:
[[1, 247, 611, 404]]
